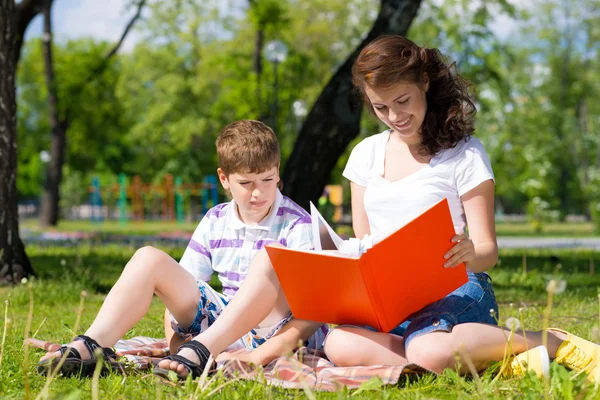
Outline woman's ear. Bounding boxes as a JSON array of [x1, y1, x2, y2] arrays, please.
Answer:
[[423, 73, 430, 92]]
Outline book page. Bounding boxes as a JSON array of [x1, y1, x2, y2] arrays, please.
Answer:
[[309, 202, 344, 251]]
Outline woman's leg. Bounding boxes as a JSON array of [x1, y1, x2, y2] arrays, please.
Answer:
[[405, 324, 563, 374], [158, 246, 290, 375], [323, 323, 564, 373], [40, 246, 200, 361], [324, 327, 408, 366]]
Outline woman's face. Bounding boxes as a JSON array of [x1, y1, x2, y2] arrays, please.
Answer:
[[364, 80, 429, 141]]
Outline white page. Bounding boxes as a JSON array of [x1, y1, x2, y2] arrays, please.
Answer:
[[309, 201, 344, 251]]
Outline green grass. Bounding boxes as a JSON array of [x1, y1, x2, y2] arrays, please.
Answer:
[[21, 218, 600, 237], [2, 246, 600, 398]]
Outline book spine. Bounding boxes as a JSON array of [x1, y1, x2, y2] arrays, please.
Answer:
[[358, 257, 388, 332]]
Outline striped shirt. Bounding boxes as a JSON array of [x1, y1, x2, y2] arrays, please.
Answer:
[[179, 189, 313, 300]]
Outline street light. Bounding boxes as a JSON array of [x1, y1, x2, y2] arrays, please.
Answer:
[[263, 40, 288, 135], [39, 150, 51, 216], [292, 100, 307, 133]]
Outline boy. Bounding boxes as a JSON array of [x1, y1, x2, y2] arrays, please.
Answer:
[[38, 120, 327, 379]]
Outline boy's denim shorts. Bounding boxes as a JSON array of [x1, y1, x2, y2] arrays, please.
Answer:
[[170, 279, 329, 351], [326, 271, 498, 349]]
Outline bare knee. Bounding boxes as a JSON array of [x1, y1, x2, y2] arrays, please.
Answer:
[[127, 246, 170, 273], [324, 328, 365, 366], [406, 336, 458, 373]]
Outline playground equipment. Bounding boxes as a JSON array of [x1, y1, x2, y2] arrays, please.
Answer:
[[89, 173, 219, 224]]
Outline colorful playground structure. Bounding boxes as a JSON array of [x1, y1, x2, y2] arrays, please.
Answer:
[[88, 174, 344, 225], [89, 174, 219, 224]]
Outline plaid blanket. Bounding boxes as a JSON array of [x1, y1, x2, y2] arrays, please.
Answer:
[[26, 336, 432, 391]]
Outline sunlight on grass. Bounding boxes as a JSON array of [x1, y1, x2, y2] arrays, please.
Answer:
[[1, 246, 600, 398]]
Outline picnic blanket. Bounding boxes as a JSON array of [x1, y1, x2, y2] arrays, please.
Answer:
[[26, 336, 432, 391]]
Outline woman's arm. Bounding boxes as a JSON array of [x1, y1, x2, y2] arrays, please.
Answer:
[[350, 182, 371, 239], [460, 179, 498, 273], [216, 319, 323, 366]]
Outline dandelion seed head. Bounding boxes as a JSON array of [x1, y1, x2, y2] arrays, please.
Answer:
[[20, 277, 28, 285], [546, 280, 557, 293], [81, 291, 88, 298], [505, 317, 521, 331], [553, 280, 566, 294], [60, 259, 66, 266], [509, 303, 514, 309], [518, 307, 525, 313]]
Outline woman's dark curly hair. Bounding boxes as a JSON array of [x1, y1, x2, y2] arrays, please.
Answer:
[[352, 35, 476, 156]]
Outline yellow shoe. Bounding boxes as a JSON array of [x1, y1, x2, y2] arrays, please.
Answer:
[[552, 328, 600, 382], [502, 346, 550, 378]]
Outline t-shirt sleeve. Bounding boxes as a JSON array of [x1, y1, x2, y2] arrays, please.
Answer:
[[454, 139, 495, 197], [179, 216, 213, 282], [342, 137, 376, 187], [284, 215, 314, 251]]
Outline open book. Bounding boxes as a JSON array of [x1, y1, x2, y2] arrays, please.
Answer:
[[265, 198, 468, 332]]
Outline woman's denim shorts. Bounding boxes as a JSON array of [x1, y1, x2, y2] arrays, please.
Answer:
[[328, 272, 498, 348]]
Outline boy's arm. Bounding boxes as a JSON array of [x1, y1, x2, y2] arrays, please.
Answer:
[[218, 319, 324, 366]]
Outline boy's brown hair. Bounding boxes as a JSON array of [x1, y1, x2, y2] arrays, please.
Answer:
[[216, 120, 280, 176]]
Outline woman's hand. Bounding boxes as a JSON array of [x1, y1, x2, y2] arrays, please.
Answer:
[[443, 232, 475, 268], [216, 349, 263, 366]]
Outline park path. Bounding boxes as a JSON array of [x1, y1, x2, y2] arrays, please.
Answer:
[[497, 237, 600, 250], [21, 229, 600, 249]]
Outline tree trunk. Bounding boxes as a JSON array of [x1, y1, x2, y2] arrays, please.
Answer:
[[0, 0, 35, 283], [282, 0, 423, 209], [39, 0, 65, 227], [39, 0, 146, 226]]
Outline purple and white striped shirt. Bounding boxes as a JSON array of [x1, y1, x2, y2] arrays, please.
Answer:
[[179, 190, 313, 300]]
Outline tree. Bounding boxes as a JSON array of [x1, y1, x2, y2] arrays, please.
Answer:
[[0, 0, 44, 284], [282, 0, 423, 208], [39, 0, 146, 227]]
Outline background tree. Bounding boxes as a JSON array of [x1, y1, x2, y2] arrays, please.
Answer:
[[281, 0, 423, 208], [0, 0, 44, 284], [38, 0, 146, 227]]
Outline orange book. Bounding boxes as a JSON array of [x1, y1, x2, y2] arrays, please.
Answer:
[[265, 198, 468, 332]]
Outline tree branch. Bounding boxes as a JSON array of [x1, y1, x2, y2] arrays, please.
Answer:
[[104, 0, 146, 61], [64, 0, 147, 122], [14, 0, 46, 64]]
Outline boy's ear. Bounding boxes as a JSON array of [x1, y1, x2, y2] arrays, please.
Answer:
[[217, 168, 230, 191]]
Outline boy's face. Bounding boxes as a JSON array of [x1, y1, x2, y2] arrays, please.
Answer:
[[217, 165, 280, 224]]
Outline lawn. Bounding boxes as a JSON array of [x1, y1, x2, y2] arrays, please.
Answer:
[[2, 245, 600, 398]]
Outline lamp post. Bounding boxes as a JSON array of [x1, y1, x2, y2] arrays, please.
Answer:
[[263, 40, 288, 135], [292, 100, 307, 133], [39, 150, 51, 217]]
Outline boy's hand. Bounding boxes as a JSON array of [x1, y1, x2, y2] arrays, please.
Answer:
[[443, 233, 475, 268]]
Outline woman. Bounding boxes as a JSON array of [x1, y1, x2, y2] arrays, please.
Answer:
[[322, 35, 597, 381]]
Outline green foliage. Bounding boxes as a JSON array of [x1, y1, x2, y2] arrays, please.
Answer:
[[14, 0, 600, 225]]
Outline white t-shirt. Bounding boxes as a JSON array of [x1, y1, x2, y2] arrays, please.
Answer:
[[343, 130, 494, 238]]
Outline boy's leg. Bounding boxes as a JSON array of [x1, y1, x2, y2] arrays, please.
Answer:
[[40, 246, 200, 362], [158, 246, 288, 375]]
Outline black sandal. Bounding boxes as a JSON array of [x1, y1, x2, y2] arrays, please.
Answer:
[[153, 341, 213, 381], [37, 335, 122, 377]]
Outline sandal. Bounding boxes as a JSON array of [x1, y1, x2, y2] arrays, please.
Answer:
[[153, 340, 213, 381], [37, 335, 122, 377]]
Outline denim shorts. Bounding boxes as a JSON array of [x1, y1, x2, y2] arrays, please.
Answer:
[[326, 272, 498, 349], [389, 271, 498, 347]]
